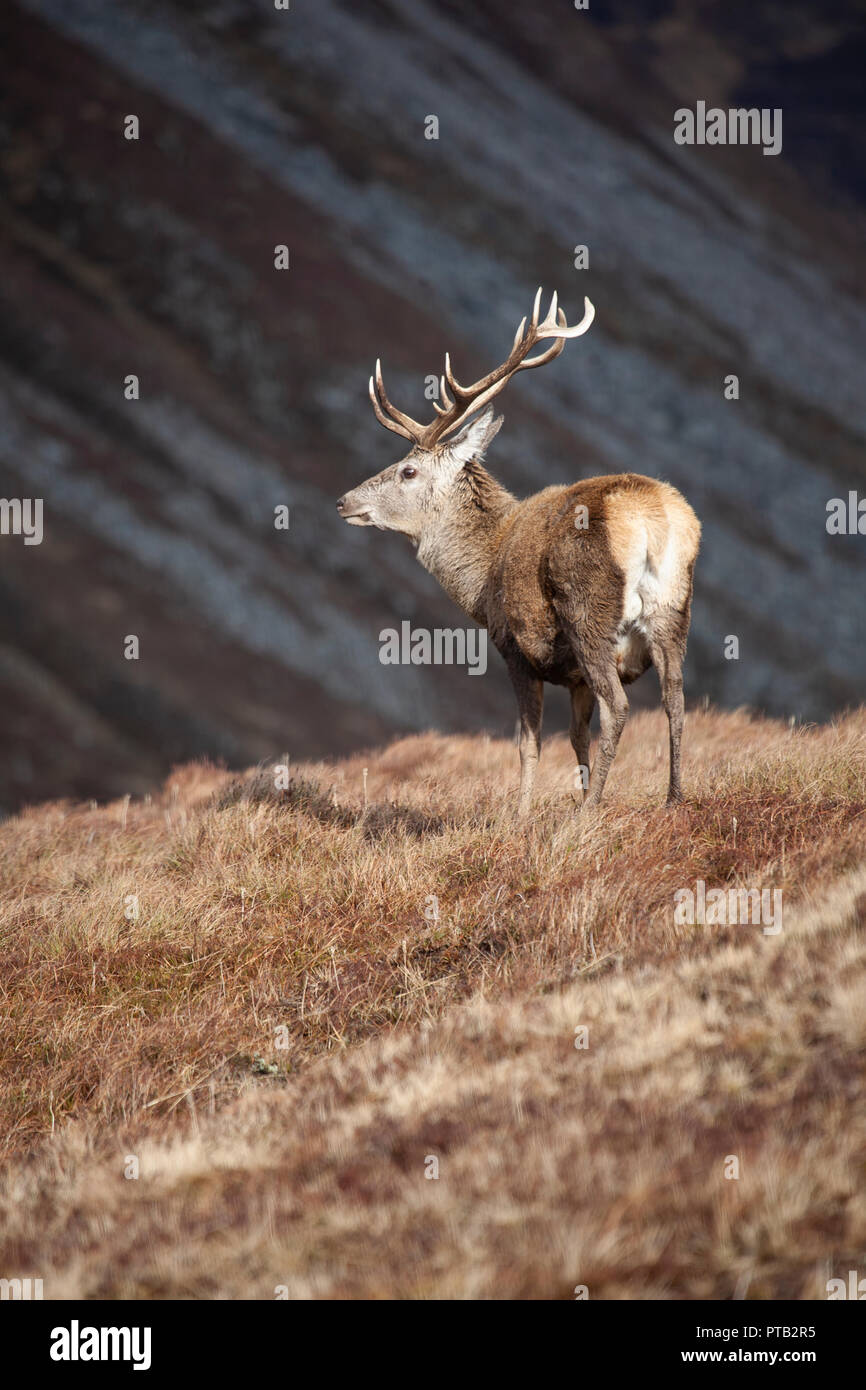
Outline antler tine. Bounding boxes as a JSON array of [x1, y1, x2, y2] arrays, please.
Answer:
[[372, 358, 426, 441], [432, 371, 455, 416], [443, 351, 462, 396], [369, 373, 415, 440], [539, 290, 558, 329], [518, 339, 567, 372], [369, 361, 419, 442], [530, 286, 543, 329], [512, 315, 528, 349], [536, 296, 595, 340]]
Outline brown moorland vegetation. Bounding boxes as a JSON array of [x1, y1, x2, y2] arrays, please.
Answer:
[[1, 706, 865, 1298]]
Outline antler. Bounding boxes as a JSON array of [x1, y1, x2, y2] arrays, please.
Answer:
[[368, 289, 595, 448]]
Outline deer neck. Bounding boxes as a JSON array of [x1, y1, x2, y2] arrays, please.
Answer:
[[415, 463, 516, 626]]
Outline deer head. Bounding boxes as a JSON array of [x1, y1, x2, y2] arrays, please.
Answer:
[[336, 289, 595, 543]]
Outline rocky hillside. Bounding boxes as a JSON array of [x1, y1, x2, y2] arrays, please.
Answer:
[[1, 0, 864, 812]]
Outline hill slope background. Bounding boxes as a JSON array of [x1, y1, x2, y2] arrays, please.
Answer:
[[0, 0, 865, 813], [1, 707, 865, 1299]]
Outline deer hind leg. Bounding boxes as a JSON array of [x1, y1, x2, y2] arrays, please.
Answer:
[[511, 665, 544, 818], [582, 662, 628, 810], [649, 629, 686, 806], [569, 684, 596, 804]]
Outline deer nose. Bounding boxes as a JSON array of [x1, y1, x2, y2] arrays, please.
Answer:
[[336, 496, 346, 513]]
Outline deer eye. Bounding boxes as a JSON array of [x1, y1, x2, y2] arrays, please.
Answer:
[[401, 465, 417, 479]]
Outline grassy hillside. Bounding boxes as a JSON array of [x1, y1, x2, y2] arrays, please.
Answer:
[[1, 706, 865, 1298]]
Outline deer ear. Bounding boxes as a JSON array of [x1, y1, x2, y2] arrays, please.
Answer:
[[448, 408, 504, 467]]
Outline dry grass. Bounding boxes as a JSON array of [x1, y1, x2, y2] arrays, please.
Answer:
[[1, 706, 865, 1298]]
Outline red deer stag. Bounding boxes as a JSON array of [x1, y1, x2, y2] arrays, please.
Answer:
[[337, 290, 701, 815]]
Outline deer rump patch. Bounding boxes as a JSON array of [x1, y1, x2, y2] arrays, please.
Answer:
[[492, 476, 696, 686]]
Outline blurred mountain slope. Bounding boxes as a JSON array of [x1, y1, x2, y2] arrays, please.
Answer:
[[0, 0, 864, 811]]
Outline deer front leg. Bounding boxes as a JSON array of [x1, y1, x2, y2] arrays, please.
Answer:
[[511, 666, 544, 818]]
